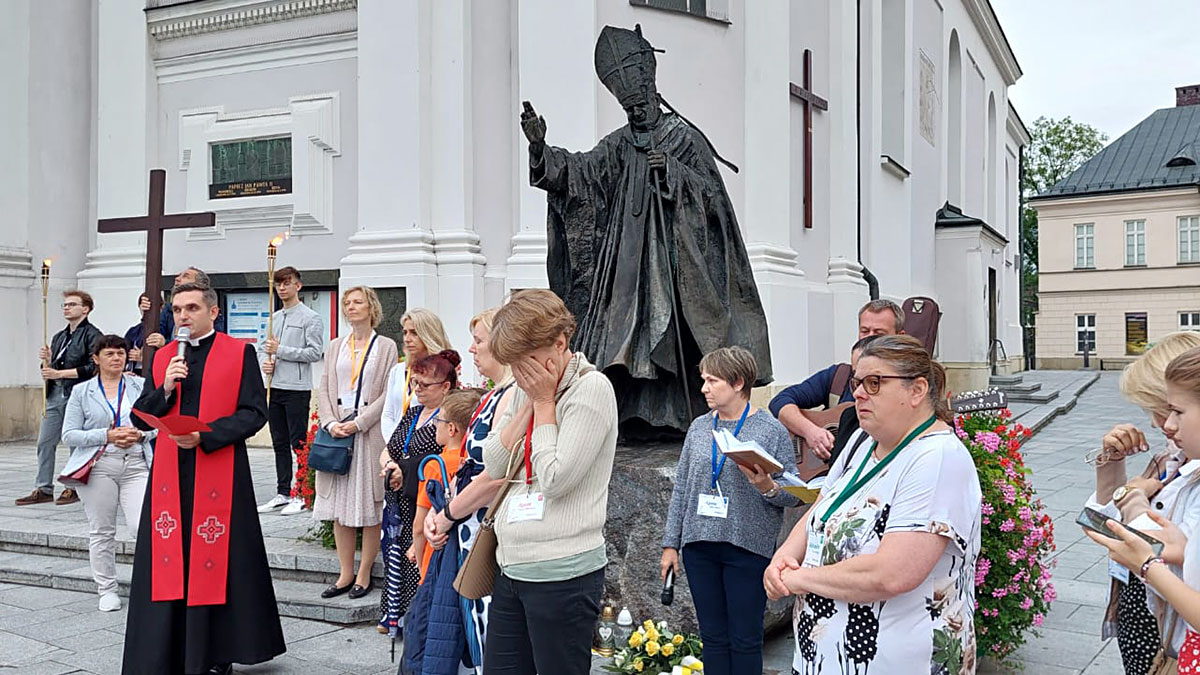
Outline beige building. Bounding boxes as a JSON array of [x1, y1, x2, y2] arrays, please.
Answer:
[[1033, 86, 1200, 369]]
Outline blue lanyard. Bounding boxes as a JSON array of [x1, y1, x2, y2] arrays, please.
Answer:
[[401, 406, 440, 457], [710, 403, 751, 490], [100, 377, 125, 428]]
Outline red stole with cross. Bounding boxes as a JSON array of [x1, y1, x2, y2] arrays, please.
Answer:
[[149, 332, 242, 606]]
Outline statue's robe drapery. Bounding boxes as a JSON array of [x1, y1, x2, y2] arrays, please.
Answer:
[[531, 112, 772, 432]]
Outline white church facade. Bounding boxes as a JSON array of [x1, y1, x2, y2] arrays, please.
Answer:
[[0, 0, 1026, 439]]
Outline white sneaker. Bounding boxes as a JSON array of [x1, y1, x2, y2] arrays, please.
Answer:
[[280, 497, 307, 516], [257, 494, 290, 513], [99, 592, 121, 612]]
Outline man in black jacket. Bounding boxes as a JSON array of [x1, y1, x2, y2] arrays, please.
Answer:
[[16, 290, 103, 506]]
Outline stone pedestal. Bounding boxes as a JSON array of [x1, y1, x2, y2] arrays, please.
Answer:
[[601, 442, 804, 635]]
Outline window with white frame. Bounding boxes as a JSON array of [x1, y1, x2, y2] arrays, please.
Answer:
[[1076, 314, 1096, 354], [1074, 223, 1094, 268], [1180, 216, 1200, 263], [1125, 220, 1146, 266], [1182, 311, 1200, 331]]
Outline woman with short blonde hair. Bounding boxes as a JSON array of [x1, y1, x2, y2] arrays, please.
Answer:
[[341, 285, 383, 327]]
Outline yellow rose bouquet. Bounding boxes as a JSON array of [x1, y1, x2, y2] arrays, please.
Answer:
[[604, 619, 704, 675]]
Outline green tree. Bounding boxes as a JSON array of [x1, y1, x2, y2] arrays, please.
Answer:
[[1021, 117, 1107, 332]]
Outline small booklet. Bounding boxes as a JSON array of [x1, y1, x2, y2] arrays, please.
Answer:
[[778, 472, 825, 503], [131, 409, 212, 436], [713, 429, 784, 474]]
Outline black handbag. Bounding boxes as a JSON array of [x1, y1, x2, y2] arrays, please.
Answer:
[[309, 335, 377, 475]]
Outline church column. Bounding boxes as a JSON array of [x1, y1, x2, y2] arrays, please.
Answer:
[[825, 0, 869, 347], [506, 0, 599, 293], [340, 0, 436, 324], [743, 0, 812, 386], [430, 0, 486, 355], [78, 0, 154, 333]]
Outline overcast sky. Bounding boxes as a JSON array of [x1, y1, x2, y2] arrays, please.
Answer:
[[991, 1, 1200, 142]]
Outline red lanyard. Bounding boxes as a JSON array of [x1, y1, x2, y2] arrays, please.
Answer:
[[458, 388, 496, 459], [523, 414, 535, 486]]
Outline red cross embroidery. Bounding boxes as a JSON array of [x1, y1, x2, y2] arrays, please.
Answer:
[[154, 511, 177, 539], [196, 515, 226, 544]]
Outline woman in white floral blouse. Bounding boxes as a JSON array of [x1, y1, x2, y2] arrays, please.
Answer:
[[765, 335, 982, 675]]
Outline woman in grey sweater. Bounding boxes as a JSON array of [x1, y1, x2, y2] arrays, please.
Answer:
[[661, 346, 799, 675]]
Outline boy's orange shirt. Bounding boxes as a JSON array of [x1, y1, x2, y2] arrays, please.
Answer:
[[414, 443, 464, 581]]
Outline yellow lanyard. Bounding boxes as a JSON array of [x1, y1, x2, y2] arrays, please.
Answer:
[[400, 367, 413, 417], [348, 334, 369, 388]]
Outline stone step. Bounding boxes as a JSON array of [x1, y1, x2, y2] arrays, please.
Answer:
[[0, 549, 381, 624], [988, 373, 1025, 386], [996, 381, 1042, 395], [1005, 389, 1060, 404], [0, 525, 384, 586]]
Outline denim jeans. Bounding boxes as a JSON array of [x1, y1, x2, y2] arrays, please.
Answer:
[[682, 540, 771, 675], [35, 388, 68, 494]]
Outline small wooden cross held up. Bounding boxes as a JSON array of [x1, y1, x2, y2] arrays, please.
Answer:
[[98, 169, 215, 365], [789, 49, 829, 230]]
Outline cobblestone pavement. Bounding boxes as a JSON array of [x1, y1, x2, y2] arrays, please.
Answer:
[[0, 372, 1137, 673]]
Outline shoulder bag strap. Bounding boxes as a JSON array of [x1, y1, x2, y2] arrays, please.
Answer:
[[480, 435, 526, 523], [352, 334, 378, 410], [830, 363, 853, 403]]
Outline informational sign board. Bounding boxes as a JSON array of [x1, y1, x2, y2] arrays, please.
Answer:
[[226, 292, 271, 346], [1125, 312, 1148, 356]]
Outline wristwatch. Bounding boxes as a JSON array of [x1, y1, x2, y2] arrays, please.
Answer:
[[1112, 485, 1142, 504], [762, 482, 781, 499]]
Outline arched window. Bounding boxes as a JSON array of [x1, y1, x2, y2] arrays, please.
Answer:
[[947, 31, 963, 205]]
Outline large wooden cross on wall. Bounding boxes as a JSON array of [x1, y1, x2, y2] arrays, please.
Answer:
[[97, 169, 215, 363], [789, 49, 829, 230]]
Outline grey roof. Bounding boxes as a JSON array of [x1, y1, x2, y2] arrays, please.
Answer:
[[1034, 105, 1200, 199]]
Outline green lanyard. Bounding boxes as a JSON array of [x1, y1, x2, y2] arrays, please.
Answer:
[[820, 415, 938, 524]]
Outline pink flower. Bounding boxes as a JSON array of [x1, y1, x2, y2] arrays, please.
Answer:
[[1042, 585, 1057, 603], [981, 502, 995, 516], [992, 587, 1008, 598], [1000, 519, 1016, 532], [1018, 506, 1033, 522], [1019, 596, 1034, 610], [975, 558, 992, 586], [1032, 613, 1044, 627]]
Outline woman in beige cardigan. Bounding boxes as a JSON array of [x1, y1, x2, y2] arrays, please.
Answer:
[[314, 286, 399, 599]]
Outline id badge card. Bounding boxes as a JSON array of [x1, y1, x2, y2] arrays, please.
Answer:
[[507, 491, 545, 523], [1108, 559, 1130, 584], [339, 390, 357, 409], [697, 493, 729, 519], [803, 531, 824, 568]]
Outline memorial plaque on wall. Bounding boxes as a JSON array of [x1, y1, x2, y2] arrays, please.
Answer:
[[1125, 312, 1148, 356], [374, 287, 408, 355], [209, 137, 292, 199]]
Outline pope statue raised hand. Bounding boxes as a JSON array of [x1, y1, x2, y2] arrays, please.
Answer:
[[521, 24, 772, 436]]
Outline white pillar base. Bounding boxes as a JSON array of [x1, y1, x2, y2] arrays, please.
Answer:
[[747, 242, 814, 387], [433, 229, 486, 366], [504, 231, 548, 293], [339, 228, 439, 329], [76, 240, 147, 336]]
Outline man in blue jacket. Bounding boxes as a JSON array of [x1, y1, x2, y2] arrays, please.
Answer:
[[768, 299, 904, 458], [143, 267, 226, 350]]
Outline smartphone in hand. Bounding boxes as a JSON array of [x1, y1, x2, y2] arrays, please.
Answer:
[[1077, 507, 1165, 556]]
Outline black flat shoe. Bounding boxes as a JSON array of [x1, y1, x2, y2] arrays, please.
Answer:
[[348, 581, 374, 599], [321, 582, 353, 599]]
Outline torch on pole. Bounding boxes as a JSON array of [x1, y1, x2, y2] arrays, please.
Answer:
[[40, 259, 51, 413], [265, 234, 286, 402]]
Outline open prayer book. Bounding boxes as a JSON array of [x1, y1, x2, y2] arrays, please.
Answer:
[[778, 472, 825, 503], [712, 429, 784, 474]]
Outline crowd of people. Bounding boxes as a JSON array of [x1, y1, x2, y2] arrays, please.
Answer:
[[20, 268, 1200, 674]]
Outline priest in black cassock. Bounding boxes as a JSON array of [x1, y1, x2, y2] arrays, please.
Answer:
[[521, 24, 773, 436], [124, 282, 284, 675]]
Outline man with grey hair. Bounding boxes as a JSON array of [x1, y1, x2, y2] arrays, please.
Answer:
[[144, 267, 226, 348], [768, 299, 904, 458]]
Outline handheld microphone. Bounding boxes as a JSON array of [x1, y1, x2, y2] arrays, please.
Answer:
[[176, 327, 191, 360], [661, 567, 675, 606]]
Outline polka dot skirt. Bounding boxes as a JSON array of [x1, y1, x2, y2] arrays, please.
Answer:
[[1116, 577, 1161, 675], [1180, 629, 1200, 675]]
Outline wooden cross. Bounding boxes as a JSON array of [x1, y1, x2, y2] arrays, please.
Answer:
[[789, 49, 829, 230], [98, 169, 215, 364]]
